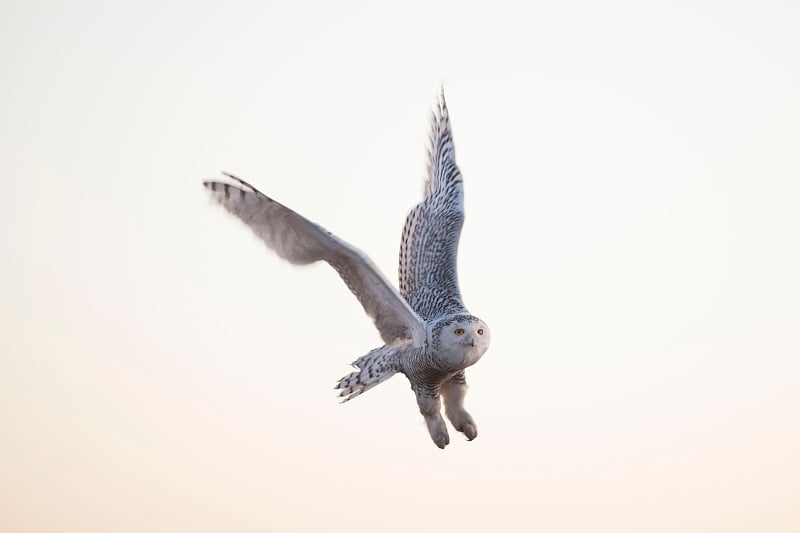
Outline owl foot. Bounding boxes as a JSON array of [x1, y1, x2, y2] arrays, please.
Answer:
[[446, 408, 478, 441], [427, 418, 450, 449], [417, 393, 450, 448]]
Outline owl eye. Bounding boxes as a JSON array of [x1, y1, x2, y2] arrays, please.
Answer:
[[477, 329, 484, 335], [454, 328, 465, 336]]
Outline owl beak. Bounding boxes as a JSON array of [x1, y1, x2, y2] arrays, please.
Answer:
[[465, 336, 475, 347]]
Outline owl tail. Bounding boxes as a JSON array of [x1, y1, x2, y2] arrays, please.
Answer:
[[335, 345, 401, 403]]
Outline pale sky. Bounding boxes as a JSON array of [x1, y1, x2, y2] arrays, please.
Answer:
[[2, 1, 799, 531]]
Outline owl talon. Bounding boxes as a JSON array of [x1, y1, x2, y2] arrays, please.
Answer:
[[432, 432, 450, 449], [460, 423, 478, 441], [447, 408, 478, 441]]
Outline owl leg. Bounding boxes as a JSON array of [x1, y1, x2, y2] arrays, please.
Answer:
[[441, 371, 478, 441], [415, 391, 450, 449]]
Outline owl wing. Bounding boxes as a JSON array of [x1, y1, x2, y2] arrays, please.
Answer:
[[204, 174, 426, 346], [399, 92, 469, 320]]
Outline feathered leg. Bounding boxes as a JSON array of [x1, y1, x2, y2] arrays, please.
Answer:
[[415, 388, 449, 449], [441, 370, 477, 441]]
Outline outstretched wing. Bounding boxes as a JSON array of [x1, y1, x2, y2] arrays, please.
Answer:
[[204, 174, 426, 345], [399, 91, 468, 320]]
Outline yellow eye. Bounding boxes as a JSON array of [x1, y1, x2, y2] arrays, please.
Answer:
[[454, 328, 465, 336], [477, 329, 484, 335]]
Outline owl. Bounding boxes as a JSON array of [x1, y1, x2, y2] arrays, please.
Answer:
[[204, 91, 490, 448]]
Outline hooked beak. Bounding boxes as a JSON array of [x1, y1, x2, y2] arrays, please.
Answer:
[[465, 336, 475, 347]]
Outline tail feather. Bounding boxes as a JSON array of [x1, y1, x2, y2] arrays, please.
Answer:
[[335, 346, 400, 403]]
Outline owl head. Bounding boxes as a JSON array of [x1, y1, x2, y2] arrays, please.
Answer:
[[430, 314, 491, 371]]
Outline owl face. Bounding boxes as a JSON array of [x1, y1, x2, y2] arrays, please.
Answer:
[[433, 316, 491, 371]]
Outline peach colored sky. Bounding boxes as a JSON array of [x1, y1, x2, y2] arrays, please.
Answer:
[[2, 1, 799, 531]]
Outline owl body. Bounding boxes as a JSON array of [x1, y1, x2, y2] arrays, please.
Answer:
[[396, 315, 490, 390], [204, 91, 490, 448]]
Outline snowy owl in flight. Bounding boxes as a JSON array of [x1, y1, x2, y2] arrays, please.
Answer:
[[204, 91, 490, 448]]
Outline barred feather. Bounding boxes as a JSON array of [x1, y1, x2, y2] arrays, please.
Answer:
[[398, 90, 468, 320], [335, 345, 406, 402], [204, 174, 426, 345]]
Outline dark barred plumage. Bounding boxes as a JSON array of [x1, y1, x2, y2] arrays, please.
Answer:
[[398, 92, 468, 321], [336, 345, 410, 402], [204, 90, 490, 448]]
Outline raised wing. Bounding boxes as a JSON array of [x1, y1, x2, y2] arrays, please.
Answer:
[[205, 174, 426, 345], [398, 92, 468, 320]]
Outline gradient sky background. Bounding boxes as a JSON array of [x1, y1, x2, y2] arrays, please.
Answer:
[[2, 1, 799, 531]]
